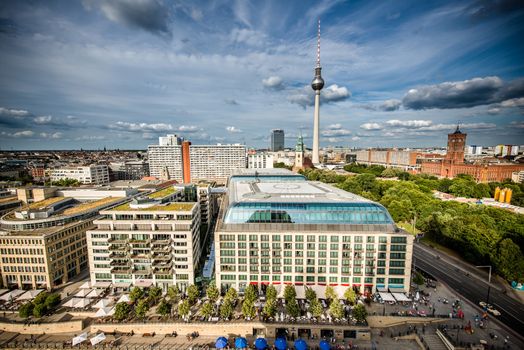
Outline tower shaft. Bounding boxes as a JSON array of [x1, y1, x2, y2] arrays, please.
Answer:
[[312, 91, 321, 164]]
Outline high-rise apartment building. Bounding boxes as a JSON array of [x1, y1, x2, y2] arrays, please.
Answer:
[[270, 129, 285, 151], [148, 136, 246, 184], [0, 195, 125, 289], [214, 169, 413, 297], [247, 153, 274, 169], [50, 164, 109, 185], [86, 187, 202, 291]]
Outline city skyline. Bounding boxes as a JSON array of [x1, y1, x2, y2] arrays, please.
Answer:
[[1, 0, 524, 150]]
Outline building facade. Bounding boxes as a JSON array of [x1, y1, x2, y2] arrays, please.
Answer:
[[0, 196, 124, 289], [247, 153, 275, 169], [270, 129, 285, 151], [50, 165, 110, 185], [86, 187, 202, 291], [355, 149, 420, 171], [214, 169, 413, 297]]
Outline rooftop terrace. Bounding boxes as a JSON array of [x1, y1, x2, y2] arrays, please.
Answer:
[[110, 202, 195, 212]]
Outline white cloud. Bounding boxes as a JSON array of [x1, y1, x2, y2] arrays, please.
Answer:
[[500, 97, 524, 108], [178, 125, 199, 132], [321, 128, 351, 137], [110, 121, 174, 132], [262, 76, 284, 90], [226, 126, 242, 133], [289, 84, 351, 108], [326, 123, 342, 130], [323, 84, 351, 103], [510, 121, 524, 129], [40, 132, 63, 139], [0, 107, 30, 117], [386, 120, 432, 128], [351, 136, 361, 141], [12, 130, 35, 138], [34, 116, 53, 124], [230, 28, 266, 46], [380, 99, 401, 111], [360, 122, 382, 130], [75, 135, 106, 141]]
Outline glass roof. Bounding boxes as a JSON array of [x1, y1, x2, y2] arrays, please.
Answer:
[[224, 202, 394, 225], [229, 175, 306, 185]]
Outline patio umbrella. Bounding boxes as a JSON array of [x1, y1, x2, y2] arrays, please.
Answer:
[[86, 289, 102, 298], [255, 338, 268, 350], [75, 289, 91, 298], [74, 298, 91, 308], [90, 333, 106, 346], [63, 298, 82, 307], [79, 281, 92, 289], [235, 337, 248, 349], [294, 338, 307, 350], [319, 340, 331, 350], [274, 337, 287, 350], [215, 337, 228, 349], [0, 289, 24, 301], [17, 289, 44, 301], [95, 307, 115, 317], [117, 294, 130, 303], [93, 299, 112, 309], [72, 332, 88, 346]]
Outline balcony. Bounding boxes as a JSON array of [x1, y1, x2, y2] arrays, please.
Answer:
[[153, 260, 173, 269], [151, 239, 171, 245], [129, 239, 151, 245], [152, 245, 171, 253], [108, 244, 130, 252], [108, 237, 129, 243], [152, 253, 172, 261], [130, 253, 151, 259], [153, 267, 173, 274], [133, 268, 152, 275], [110, 260, 131, 267], [109, 252, 128, 259], [110, 267, 132, 274]]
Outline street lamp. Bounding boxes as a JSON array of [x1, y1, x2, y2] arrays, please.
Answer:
[[475, 265, 492, 304]]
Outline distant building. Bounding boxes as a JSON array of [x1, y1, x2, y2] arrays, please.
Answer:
[[148, 135, 246, 184], [495, 145, 519, 157], [110, 160, 149, 180], [270, 129, 285, 151], [0, 195, 125, 289], [346, 154, 357, 163], [512, 171, 524, 184], [292, 135, 313, 171], [421, 127, 524, 182], [355, 149, 420, 171], [50, 164, 109, 185], [466, 145, 483, 156], [247, 153, 274, 169]]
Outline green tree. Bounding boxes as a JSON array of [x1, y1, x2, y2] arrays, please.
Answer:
[[325, 286, 336, 304], [33, 292, 49, 305], [286, 298, 300, 317], [225, 287, 238, 302], [310, 299, 323, 317], [179, 299, 191, 319], [242, 300, 256, 319], [413, 271, 425, 287], [32, 303, 47, 318], [266, 285, 277, 301], [283, 285, 296, 303], [244, 284, 257, 303], [206, 284, 220, 302], [329, 297, 344, 319], [129, 287, 144, 303], [381, 167, 400, 178], [344, 288, 356, 305], [167, 285, 180, 301], [44, 293, 61, 309], [114, 302, 131, 321], [493, 238, 524, 282], [352, 304, 368, 323], [135, 299, 149, 319], [187, 284, 199, 305], [200, 301, 214, 319], [19, 302, 34, 318], [305, 288, 317, 303], [148, 286, 162, 303], [157, 299, 171, 317], [263, 299, 276, 317], [220, 298, 234, 320]]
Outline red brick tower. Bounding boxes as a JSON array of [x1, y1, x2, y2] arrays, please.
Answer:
[[445, 125, 466, 164]]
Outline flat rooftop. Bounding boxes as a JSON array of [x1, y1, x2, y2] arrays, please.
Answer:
[[109, 202, 196, 212]]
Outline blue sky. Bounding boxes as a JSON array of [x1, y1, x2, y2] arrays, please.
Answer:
[[0, 0, 523, 150]]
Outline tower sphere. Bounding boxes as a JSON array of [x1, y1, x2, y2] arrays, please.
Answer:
[[311, 68, 325, 91]]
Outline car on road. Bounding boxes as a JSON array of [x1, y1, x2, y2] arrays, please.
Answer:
[[487, 307, 501, 316], [479, 301, 501, 316]]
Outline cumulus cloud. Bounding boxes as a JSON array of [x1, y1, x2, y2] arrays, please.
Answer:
[[178, 125, 199, 132], [40, 132, 63, 139], [75, 135, 106, 141], [380, 99, 402, 111], [351, 136, 361, 141], [386, 120, 432, 128], [34, 116, 53, 124], [226, 126, 242, 133], [288, 84, 351, 108], [262, 76, 284, 90], [110, 121, 174, 132], [84, 0, 171, 36], [402, 76, 524, 110], [500, 97, 524, 108], [418, 122, 496, 131], [12, 130, 34, 137], [510, 121, 524, 129], [230, 28, 266, 46], [360, 122, 382, 130], [326, 123, 342, 130], [0, 107, 30, 117], [321, 124, 351, 137]]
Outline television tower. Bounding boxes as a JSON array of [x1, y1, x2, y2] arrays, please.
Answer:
[[311, 19, 324, 164]]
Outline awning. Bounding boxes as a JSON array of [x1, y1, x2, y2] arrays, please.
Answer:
[[86, 289, 102, 298], [113, 282, 131, 289], [0, 289, 9, 296], [295, 285, 306, 299], [309, 285, 327, 299], [72, 332, 88, 346], [95, 307, 115, 317], [378, 292, 396, 302], [74, 298, 91, 308], [117, 294, 130, 303], [90, 333, 106, 346], [17, 289, 44, 301], [134, 279, 153, 288], [0, 289, 24, 301], [392, 293, 411, 302], [75, 289, 92, 298], [93, 281, 112, 289], [79, 282, 92, 289], [93, 299, 113, 309]]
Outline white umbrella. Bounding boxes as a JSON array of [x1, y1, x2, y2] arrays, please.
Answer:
[[72, 332, 88, 346], [90, 333, 106, 346], [117, 294, 130, 303], [75, 289, 92, 298], [74, 298, 91, 308], [415, 291, 420, 301], [0, 289, 24, 301], [79, 281, 92, 289], [63, 298, 81, 307], [86, 289, 102, 299], [17, 289, 44, 301], [93, 299, 112, 309], [95, 307, 115, 317]]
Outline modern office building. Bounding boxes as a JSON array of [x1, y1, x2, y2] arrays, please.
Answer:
[[110, 160, 150, 180], [86, 186, 202, 291], [247, 153, 274, 169], [270, 129, 285, 151], [0, 195, 125, 289], [50, 164, 110, 185], [148, 136, 246, 184], [214, 169, 413, 297]]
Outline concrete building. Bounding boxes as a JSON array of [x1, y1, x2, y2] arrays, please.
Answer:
[[0, 196, 125, 289], [270, 129, 285, 151], [466, 145, 483, 156], [214, 169, 413, 297], [110, 160, 149, 181], [512, 171, 524, 183], [355, 149, 420, 171], [148, 136, 246, 184], [248, 153, 274, 169], [86, 186, 202, 291], [50, 164, 109, 185]]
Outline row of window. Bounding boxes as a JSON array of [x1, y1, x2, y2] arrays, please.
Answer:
[[221, 274, 404, 285], [220, 234, 406, 243]]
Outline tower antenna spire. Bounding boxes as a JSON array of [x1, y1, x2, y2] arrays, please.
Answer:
[[316, 19, 321, 68]]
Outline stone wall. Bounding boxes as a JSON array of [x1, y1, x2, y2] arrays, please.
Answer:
[[0, 320, 84, 334]]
